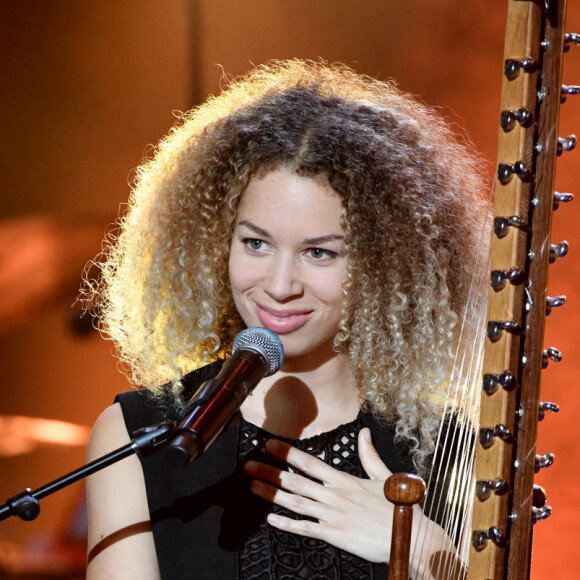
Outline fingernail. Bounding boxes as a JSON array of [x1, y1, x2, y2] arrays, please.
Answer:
[[244, 460, 258, 474], [267, 514, 280, 525], [250, 480, 266, 493], [363, 428, 372, 443], [265, 438, 281, 452]]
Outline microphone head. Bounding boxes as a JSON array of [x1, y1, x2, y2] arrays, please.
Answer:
[[232, 328, 284, 376]]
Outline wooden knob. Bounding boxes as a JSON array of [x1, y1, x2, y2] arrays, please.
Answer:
[[384, 473, 426, 580], [384, 473, 426, 506]]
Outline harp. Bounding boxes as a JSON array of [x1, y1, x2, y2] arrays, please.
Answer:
[[386, 1, 576, 578], [470, 0, 574, 577]]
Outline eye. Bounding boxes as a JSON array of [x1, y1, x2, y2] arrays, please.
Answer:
[[242, 238, 268, 253], [306, 247, 337, 262]]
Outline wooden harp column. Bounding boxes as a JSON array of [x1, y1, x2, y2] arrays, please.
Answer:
[[470, 0, 575, 578]]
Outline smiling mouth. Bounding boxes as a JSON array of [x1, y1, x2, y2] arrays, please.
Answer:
[[254, 303, 313, 334]]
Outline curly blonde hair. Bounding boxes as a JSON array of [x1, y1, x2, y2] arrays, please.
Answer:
[[90, 59, 488, 466]]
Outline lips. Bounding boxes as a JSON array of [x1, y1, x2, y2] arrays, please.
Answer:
[[254, 302, 313, 334]]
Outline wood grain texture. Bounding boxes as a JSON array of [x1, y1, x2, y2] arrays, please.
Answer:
[[384, 473, 426, 580], [470, 1, 567, 578]]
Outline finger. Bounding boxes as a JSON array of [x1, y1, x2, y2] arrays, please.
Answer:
[[264, 439, 350, 485], [249, 478, 330, 522], [265, 511, 327, 541], [358, 428, 392, 480], [244, 460, 332, 504]]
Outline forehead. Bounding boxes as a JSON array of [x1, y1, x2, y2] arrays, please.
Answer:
[[236, 168, 344, 235]]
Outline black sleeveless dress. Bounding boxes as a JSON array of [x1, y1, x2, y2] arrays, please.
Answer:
[[116, 364, 444, 579]]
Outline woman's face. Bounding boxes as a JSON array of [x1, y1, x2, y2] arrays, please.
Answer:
[[229, 167, 347, 363]]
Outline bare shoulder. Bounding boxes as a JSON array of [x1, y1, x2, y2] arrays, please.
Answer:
[[87, 402, 131, 459], [86, 402, 161, 579]]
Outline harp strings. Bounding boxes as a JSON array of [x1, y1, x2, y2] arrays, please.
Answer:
[[409, 190, 492, 578]]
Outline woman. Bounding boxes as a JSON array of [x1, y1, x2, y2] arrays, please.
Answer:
[[86, 60, 487, 579]]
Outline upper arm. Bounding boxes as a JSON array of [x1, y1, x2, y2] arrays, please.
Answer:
[[86, 402, 161, 579]]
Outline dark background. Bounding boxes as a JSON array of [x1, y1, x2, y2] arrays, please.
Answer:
[[0, 1, 578, 577]]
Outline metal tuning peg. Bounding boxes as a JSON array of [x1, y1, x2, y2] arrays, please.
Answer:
[[532, 505, 552, 524], [535, 452, 555, 472], [480, 424, 513, 449], [557, 135, 577, 155], [490, 268, 524, 291], [530, 484, 552, 522], [564, 32, 580, 52], [475, 478, 509, 501], [493, 216, 528, 238], [554, 191, 574, 210], [500, 108, 533, 132], [497, 162, 532, 185], [550, 240, 569, 263], [539, 401, 560, 420], [472, 527, 508, 551], [487, 320, 523, 343], [561, 84, 580, 103], [482, 371, 514, 396], [504, 58, 537, 81], [546, 295, 566, 315], [542, 347, 562, 368]]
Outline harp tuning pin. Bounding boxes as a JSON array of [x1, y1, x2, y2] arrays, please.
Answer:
[[542, 347, 562, 368], [504, 58, 537, 80], [482, 371, 514, 395], [493, 216, 528, 238], [532, 505, 552, 524], [531, 483, 552, 523], [561, 84, 580, 103], [500, 108, 533, 131], [564, 32, 580, 52], [479, 424, 513, 449], [550, 240, 569, 263], [490, 268, 523, 291], [554, 191, 574, 210], [535, 452, 555, 472], [497, 162, 532, 185], [472, 527, 508, 551], [557, 135, 576, 155], [487, 320, 523, 343], [539, 401, 560, 421], [546, 295, 566, 315], [475, 478, 509, 501]]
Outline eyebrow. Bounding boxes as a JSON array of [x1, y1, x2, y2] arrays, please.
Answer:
[[237, 220, 345, 245]]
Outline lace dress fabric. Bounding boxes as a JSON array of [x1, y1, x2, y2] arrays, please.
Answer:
[[237, 418, 376, 580]]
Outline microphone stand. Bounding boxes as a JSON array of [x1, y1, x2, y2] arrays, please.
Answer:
[[0, 420, 175, 523], [0, 328, 280, 523]]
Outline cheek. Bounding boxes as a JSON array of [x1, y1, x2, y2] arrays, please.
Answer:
[[228, 246, 255, 297], [228, 256, 247, 318], [228, 258, 243, 300], [312, 272, 347, 309]]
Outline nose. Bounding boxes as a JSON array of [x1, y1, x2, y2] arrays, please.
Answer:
[[264, 254, 303, 302]]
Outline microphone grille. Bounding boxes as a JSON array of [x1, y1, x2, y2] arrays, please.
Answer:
[[232, 328, 284, 376]]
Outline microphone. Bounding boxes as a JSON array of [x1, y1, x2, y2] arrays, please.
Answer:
[[167, 327, 284, 467]]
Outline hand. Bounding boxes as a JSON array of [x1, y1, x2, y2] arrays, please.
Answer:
[[243, 427, 395, 564]]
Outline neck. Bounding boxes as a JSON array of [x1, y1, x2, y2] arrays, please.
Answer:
[[240, 351, 360, 439]]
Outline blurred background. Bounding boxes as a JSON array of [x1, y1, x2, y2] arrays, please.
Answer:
[[0, 1, 577, 577]]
